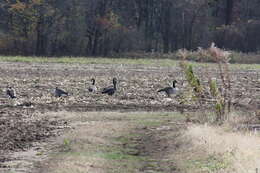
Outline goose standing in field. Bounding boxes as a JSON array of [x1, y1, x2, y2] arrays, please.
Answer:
[[6, 86, 16, 99], [158, 80, 178, 97], [102, 78, 117, 96], [88, 78, 97, 93], [54, 87, 68, 97]]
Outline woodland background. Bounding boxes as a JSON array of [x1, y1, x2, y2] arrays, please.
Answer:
[[1, 0, 260, 57]]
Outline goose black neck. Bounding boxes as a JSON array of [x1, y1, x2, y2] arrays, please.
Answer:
[[172, 81, 176, 88], [92, 79, 95, 85], [113, 82, 117, 90]]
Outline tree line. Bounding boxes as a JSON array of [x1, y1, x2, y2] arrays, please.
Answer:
[[1, 0, 260, 57]]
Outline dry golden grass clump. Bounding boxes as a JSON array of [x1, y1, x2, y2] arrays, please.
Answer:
[[183, 125, 260, 173]]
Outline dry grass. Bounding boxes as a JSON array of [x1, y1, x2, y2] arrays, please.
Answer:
[[175, 124, 260, 173], [0, 56, 259, 69]]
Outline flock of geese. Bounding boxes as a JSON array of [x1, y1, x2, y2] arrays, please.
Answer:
[[5, 78, 179, 99]]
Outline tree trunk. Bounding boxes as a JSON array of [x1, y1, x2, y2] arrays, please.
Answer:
[[162, 0, 172, 53], [92, 29, 100, 56], [225, 0, 234, 25], [36, 14, 45, 56]]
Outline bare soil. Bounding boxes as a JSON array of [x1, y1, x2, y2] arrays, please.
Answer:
[[130, 124, 183, 173], [0, 62, 259, 113]]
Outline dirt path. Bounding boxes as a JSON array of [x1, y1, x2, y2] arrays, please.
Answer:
[[25, 112, 185, 173], [129, 124, 182, 172]]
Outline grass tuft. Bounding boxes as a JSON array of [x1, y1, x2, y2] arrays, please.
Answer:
[[0, 56, 259, 69]]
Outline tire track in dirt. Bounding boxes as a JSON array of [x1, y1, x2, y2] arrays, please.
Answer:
[[121, 123, 184, 173]]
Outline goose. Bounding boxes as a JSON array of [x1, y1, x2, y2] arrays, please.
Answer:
[[102, 78, 117, 96], [6, 86, 16, 99], [158, 80, 178, 97], [54, 87, 68, 97], [88, 78, 97, 93]]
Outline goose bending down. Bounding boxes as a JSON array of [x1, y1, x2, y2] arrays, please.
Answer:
[[102, 78, 117, 96], [158, 80, 178, 97], [88, 78, 97, 92], [6, 86, 16, 99], [54, 87, 68, 97]]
